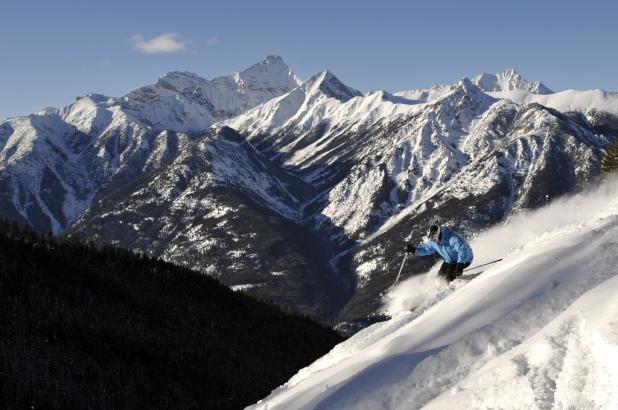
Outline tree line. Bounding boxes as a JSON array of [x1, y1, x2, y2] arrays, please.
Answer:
[[0, 218, 344, 409], [602, 137, 618, 173]]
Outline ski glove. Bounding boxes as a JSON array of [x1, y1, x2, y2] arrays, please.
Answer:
[[455, 263, 466, 274], [405, 243, 415, 254]]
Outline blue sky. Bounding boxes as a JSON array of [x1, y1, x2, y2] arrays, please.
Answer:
[[1, 0, 616, 119]]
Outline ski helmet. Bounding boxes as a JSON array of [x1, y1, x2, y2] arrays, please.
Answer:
[[428, 225, 440, 240]]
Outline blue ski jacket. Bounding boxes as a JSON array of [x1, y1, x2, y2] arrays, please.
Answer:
[[414, 226, 473, 264]]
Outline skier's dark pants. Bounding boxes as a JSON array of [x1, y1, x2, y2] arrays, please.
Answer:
[[438, 261, 471, 282]]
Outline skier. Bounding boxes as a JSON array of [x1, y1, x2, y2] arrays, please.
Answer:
[[405, 224, 473, 282]]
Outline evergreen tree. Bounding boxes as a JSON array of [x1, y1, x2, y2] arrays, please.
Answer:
[[0, 220, 344, 410], [601, 138, 618, 173]]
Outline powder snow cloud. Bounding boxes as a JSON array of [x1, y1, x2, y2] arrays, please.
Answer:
[[131, 33, 192, 54]]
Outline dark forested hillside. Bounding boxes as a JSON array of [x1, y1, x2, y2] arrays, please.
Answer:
[[0, 219, 344, 410]]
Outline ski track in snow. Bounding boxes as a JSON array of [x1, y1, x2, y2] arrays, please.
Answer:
[[248, 178, 618, 410]]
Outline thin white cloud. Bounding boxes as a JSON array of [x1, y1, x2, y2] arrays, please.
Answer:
[[207, 36, 220, 47], [131, 33, 192, 54]]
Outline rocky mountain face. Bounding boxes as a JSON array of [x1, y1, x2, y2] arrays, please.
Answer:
[[0, 56, 300, 234], [122, 55, 301, 132], [1, 59, 617, 327], [68, 127, 349, 320], [335, 102, 609, 331]]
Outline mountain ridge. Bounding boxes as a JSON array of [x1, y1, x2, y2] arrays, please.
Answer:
[[0, 56, 302, 234], [1, 57, 617, 323], [473, 68, 553, 94]]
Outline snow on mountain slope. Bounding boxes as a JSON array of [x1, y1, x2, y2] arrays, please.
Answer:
[[248, 179, 618, 410], [0, 106, 172, 233], [224, 69, 363, 136], [123, 55, 300, 132], [0, 112, 100, 232], [229, 72, 607, 249], [393, 69, 551, 104], [392, 85, 451, 104], [69, 127, 347, 319], [233, 76, 499, 173], [487, 88, 618, 115], [305, 79, 497, 241], [335, 99, 608, 326], [227, 76, 498, 239], [0, 56, 300, 233], [474, 69, 553, 94], [395, 70, 617, 121]]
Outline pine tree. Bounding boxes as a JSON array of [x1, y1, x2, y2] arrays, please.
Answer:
[[601, 138, 618, 173]]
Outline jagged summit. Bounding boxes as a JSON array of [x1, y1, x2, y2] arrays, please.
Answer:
[[302, 69, 362, 101], [224, 68, 364, 134], [245, 54, 290, 71], [35, 106, 60, 116], [473, 68, 553, 94], [448, 77, 498, 103], [115, 55, 302, 131], [0, 55, 305, 234], [393, 78, 490, 107], [265, 54, 284, 61], [154, 70, 206, 92], [227, 54, 301, 91], [458, 76, 477, 88], [150, 55, 299, 95]]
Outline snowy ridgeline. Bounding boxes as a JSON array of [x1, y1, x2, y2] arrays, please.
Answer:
[[249, 178, 618, 410]]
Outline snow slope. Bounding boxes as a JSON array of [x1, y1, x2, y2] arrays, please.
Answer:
[[487, 88, 618, 115], [224, 69, 364, 137], [248, 178, 618, 409]]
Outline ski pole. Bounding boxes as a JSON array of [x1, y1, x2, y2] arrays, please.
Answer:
[[463, 258, 503, 272], [392, 252, 409, 286], [392, 223, 417, 286]]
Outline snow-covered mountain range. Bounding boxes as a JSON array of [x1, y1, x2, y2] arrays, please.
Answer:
[[1, 57, 617, 322], [0, 55, 299, 233]]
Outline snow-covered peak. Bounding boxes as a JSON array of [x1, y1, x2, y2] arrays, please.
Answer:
[[35, 106, 60, 116], [59, 94, 120, 134], [223, 69, 363, 134], [301, 70, 362, 101], [115, 56, 302, 132], [154, 70, 207, 93], [394, 78, 491, 106], [225, 74, 497, 172], [423, 77, 497, 120], [474, 68, 553, 94], [146, 55, 299, 98], [233, 54, 301, 91], [445, 77, 489, 99]]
